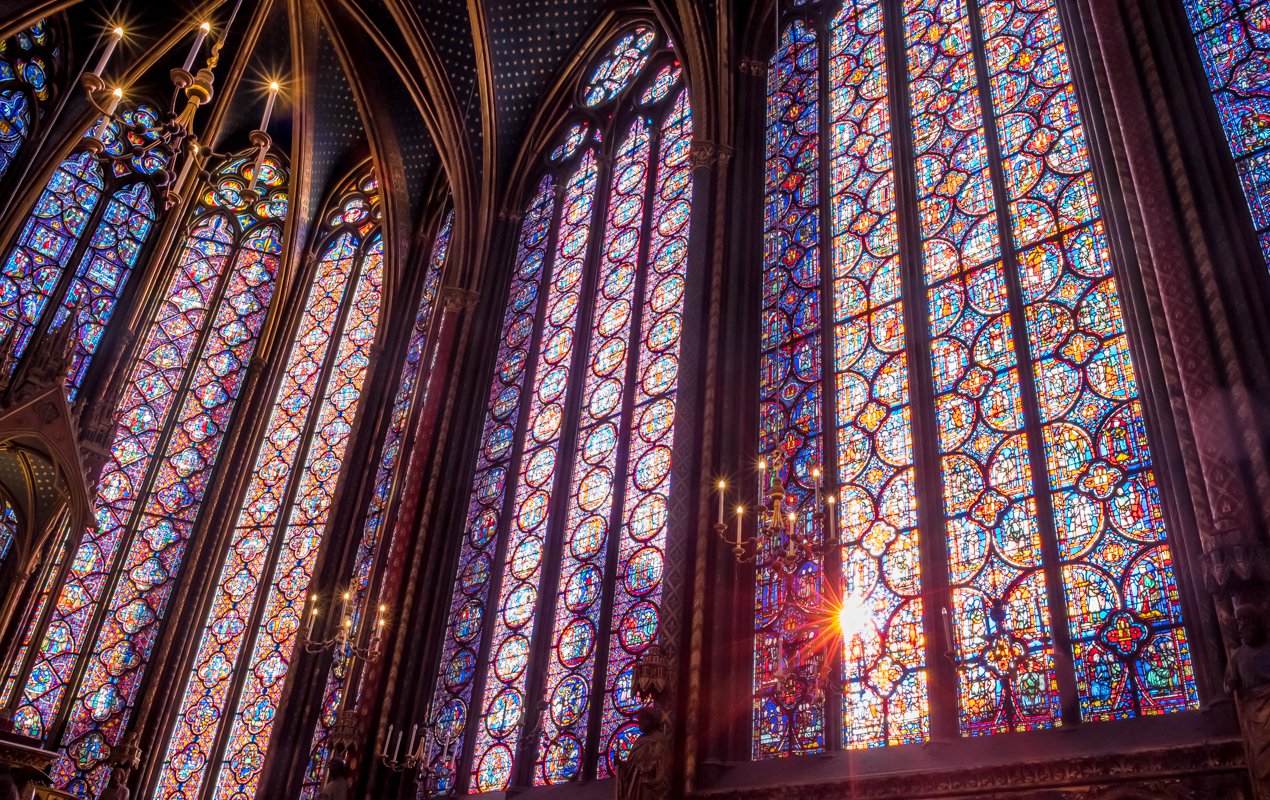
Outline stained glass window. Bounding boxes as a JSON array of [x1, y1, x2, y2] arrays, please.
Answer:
[[1185, 0, 1270, 262], [0, 19, 60, 180], [754, 0, 1197, 758], [155, 171, 385, 800], [299, 207, 454, 799], [0, 151, 288, 799], [0, 496, 16, 569], [0, 102, 167, 399], [423, 25, 693, 795]]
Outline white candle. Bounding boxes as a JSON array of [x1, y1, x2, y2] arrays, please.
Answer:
[[407, 724, 418, 760], [384, 723, 394, 758], [259, 82, 280, 131], [734, 506, 744, 547], [826, 495, 836, 542], [182, 22, 211, 72], [716, 480, 725, 526], [92, 27, 123, 77], [393, 729, 404, 761], [305, 596, 317, 639], [94, 87, 123, 140], [175, 143, 198, 191]]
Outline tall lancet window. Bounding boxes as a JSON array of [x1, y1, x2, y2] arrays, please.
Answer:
[[1184, 0, 1270, 263], [157, 171, 385, 800], [300, 208, 455, 798], [754, 0, 1197, 759], [0, 19, 61, 179], [0, 151, 288, 798], [0, 102, 169, 398], [424, 23, 693, 795]]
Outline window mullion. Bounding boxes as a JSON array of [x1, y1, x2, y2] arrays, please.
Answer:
[[962, 0, 1081, 726], [454, 189, 567, 793], [513, 149, 614, 789], [813, 4, 845, 753], [195, 232, 371, 800]]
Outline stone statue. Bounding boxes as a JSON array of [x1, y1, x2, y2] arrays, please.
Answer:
[[99, 766, 130, 800], [616, 708, 669, 800], [1227, 602, 1270, 799]]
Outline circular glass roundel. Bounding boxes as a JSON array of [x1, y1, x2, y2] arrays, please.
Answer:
[[582, 25, 657, 107], [552, 122, 590, 162], [443, 649, 476, 690], [619, 601, 659, 651], [550, 674, 590, 727], [476, 744, 513, 792], [494, 634, 530, 682], [607, 722, 644, 775], [542, 734, 582, 784], [485, 689, 523, 737], [557, 618, 597, 668]]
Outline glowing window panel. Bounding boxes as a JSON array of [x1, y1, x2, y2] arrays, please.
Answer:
[[300, 210, 453, 798], [9, 214, 235, 743], [52, 220, 283, 799], [552, 124, 591, 162], [1184, 0, 1270, 261], [583, 26, 656, 107], [56, 181, 157, 397], [211, 237, 382, 800], [0, 522, 69, 708], [470, 150, 599, 794], [0, 20, 58, 179], [828, 0, 926, 749], [422, 178, 555, 797], [905, 0, 1062, 735], [156, 229, 366, 800], [980, 0, 1196, 720], [754, 0, 1198, 752], [599, 87, 694, 776], [537, 119, 650, 786], [0, 151, 103, 365], [756, 18, 827, 760], [640, 64, 682, 105], [0, 499, 15, 571], [0, 88, 29, 176]]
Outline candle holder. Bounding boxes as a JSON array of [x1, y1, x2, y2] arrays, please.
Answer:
[[712, 451, 841, 566], [302, 589, 384, 666], [378, 714, 460, 794], [76, 13, 252, 210]]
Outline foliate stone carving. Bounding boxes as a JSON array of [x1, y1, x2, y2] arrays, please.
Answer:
[[739, 56, 768, 77], [440, 286, 479, 313], [689, 142, 735, 172], [690, 141, 717, 170]]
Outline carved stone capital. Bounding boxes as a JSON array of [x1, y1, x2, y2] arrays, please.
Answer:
[[440, 286, 480, 313], [1206, 520, 1270, 593], [498, 207, 523, 224], [739, 56, 768, 77], [690, 140, 718, 170]]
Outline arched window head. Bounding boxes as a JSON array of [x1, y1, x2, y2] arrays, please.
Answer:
[[0, 150, 288, 799], [300, 206, 456, 799], [424, 21, 694, 795], [753, 0, 1197, 761], [1184, 1, 1270, 264], [0, 101, 170, 398], [156, 168, 385, 800], [0, 19, 61, 179]]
